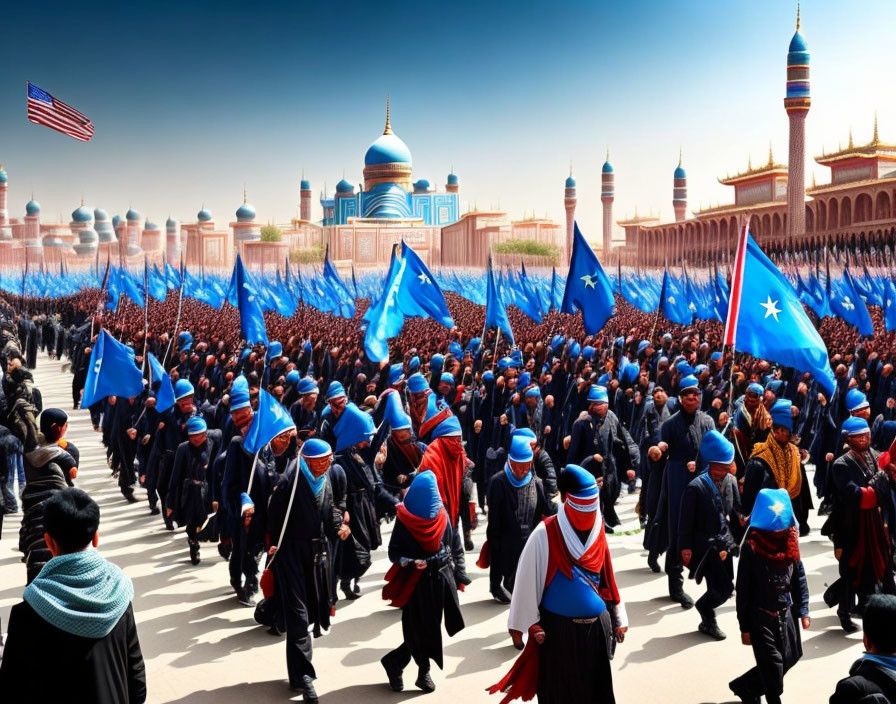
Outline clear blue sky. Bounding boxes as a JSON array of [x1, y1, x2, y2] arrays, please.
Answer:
[[0, 0, 893, 239]]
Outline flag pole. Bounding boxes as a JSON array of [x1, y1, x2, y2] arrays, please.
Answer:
[[142, 255, 149, 374], [725, 216, 748, 417], [164, 254, 186, 366]]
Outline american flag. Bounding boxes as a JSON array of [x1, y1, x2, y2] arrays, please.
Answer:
[[27, 82, 94, 142], [722, 217, 749, 347]]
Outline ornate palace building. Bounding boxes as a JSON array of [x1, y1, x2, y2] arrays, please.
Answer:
[[614, 9, 896, 268]]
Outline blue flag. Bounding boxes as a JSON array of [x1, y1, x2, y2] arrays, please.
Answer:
[[485, 258, 514, 344], [147, 351, 175, 413], [243, 389, 295, 454], [561, 222, 615, 334], [117, 267, 145, 308], [231, 254, 268, 345], [727, 232, 835, 395], [82, 330, 145, 408], [147, 264, 168, 302], [322, 250, 356, 318], [659, 270, 692, 324], [884, 279, 896, 332], [830, 268, 874, 336]]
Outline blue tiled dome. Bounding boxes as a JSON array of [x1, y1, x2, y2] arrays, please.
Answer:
[[335, 178, 354, 194], [447, 172, 458, 186], [93, 208, 108, 221], [789, 30, 808, 54], [602, 160, 614, 174], [236, 202, 256, 221], [300, 179, 310, 190], [674, 164, 686, 179], [413, 179, 430, 193], [197, 207, 212, 222], [565, 175, 576, 188], [126, 207, 141, 221], [364, 133, 412, 166], [25, 200, 40, 216], [72, 205, 93, 222], [0, 166, 7, 183], [144, 218, 159, 230], [166, 216, 178, 228]]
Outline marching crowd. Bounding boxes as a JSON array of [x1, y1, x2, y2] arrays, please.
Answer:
[[2, 288, 896, 703]]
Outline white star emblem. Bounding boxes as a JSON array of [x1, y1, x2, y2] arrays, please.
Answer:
[[688, 302, 697, 312], [417, 273, 430, 285], [93, 357, 102, 374], [842, 296, 855, 311], [769, 500, 785, 517], [581, 273, 596, 289], [667, 296, 676, 305], [759, 296, 782, 322]]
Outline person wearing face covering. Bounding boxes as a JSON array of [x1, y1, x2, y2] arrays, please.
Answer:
[[379, 392, 424, 500], [381, 471, 465, 694], [488, 464, 627, 704]]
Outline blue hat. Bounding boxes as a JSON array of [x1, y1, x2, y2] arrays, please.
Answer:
[[614, 336, 625, 349], [621, 360, 639, 385], [440, 372, 455, 385], [694, 364, 709, 375], [679, 375, 699, 392], [301, 437, 332, 458], [559, 464, 599, 499], [303, 340, 313, 355], [749, 488, 797, 531], [658, 355, 669, 365], [637, 340, 651, 355], [325, 381, 346, 401], [178, 331, 193, 353], [408, 355, 421, 373], [186, 416, 207, 435], [765, 379, 785, 398], [286, 370, 300, 386], [403, 470, 442, 520], [383, 392, 412, 431], [550, 335, 566, 353], [481, 370, 495, 385], [174, 379, 194, 401], [431, 414, 462, 438], [582, 345, 595, 361], [240, 348, 251, 361], [497, 357, 512, 372], [240, 491, 255, 516], [430, 354, 444, 375], [568, 341, 582, 358], [512, 427, 537, 441], [297, 377, 318, 395], [508, 434, 534, 463], [587, 385, 609, 404], [770, 399, 793, 430], [525, 386, 541, 400], [388, 363, 405, 386], [843, 416, 870, 436], [421, 394, 461, 439], [333, 402, 375, 451], [846, 388, 870, 413], [747, 382, 764, 396], [230, 376, 251, 411], [467, 337, 482, 354], [510, 349, 523, 364], [710, 351, 722, 362], [407, 372, 429, 394], [700, 430, 734, 465], [448, 341, 462, 358], [676, 361, 695, 376], [518, 371, 531, 389], [266, 341, 282, 362], [662, 332, 673, 341]]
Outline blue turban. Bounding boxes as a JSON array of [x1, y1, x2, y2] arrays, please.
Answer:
[[694, 364, 709, 375], [407, 373, 429, 394], [301, 438, 332, 458], [404, 471, 442, 520], [388, 363, 405, 386], [550, 335, 566, 354], [512, 427, 537, 441], [286, 370, 300, 386], [525, 386, 541, 400], [466, 337, 482, 355], [559, 464, 599, 499], [430, 354, 444, 376], [621, 360, 640, 386], [325, 381, 346, 401], [676, 361, 695, 377], [266, 341, 282, 362], [747, 382, 764, 396], [518, 371, 531, 389], [568, 341, 582, 359], [333, 403, 375, 451], [448, 341, 463, 358], [749, 488, 796, 532], [770, 399, 793, 430], [508, 434, 534, 463], [679, 375, 699, 392], [497, 357, 512, 372], [587, 385, 609, 404], [383, 392, 412, 431], [582, 345, 595, 361], [230, 376, 251, 411], [710, 351, 722, 362], [481, 370, 495, 385], [408, 356, 421, 373], [637, 340, 651, 355], [440, 372, 455, 385], [174, 379, 194, 401], [843, 416, 870, 436], [598, 373, 611, 386], [846, 388, 870, 413], [700, 430, 734, 465], [186, 416, 207, 435], [765, 379, 785, 398], [297, 377, 318, 395]]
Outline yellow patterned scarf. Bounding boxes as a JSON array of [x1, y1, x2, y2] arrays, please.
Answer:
[[751, 438, 801, 499]]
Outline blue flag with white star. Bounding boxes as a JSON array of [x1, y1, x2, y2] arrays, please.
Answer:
[[485, 257, 514, 344], [830, 268, 874, 336], [659, 270, 692, 325], [243, 389, 295, 454], [82, 329, 145, 408], [561, 222, 615, 334], [730, 233, 835, 395], [230, 254, 268, 345]]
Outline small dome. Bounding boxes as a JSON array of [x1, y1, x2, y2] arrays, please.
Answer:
[[25, 200, 40, 216], [0, 166, 7, 183], [112, 214, 122, 227], [300, 179, 311, 190], [602, 160, 614, 174], [144, 219, 159, 230], [166, 216, 178, 228], [126, 207, 141, 221], [197, 207, 212, 222], [789, 30, 808, 54], [565, 175, 576, 188], [93, 208, 108, 221], [674, 164, 686, 179], [335, 178, 354, 194], [364, 133, 412, 166], [72, 205, 93, 222], [447, 172, 458, 186], [236, 202, 256, 221], [413, 179, 430, 193]]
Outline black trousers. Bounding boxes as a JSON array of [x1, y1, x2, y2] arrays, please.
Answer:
[[229, 520, 261, 591], [695, 554, 734, 618], [730, 609, 801, 704]]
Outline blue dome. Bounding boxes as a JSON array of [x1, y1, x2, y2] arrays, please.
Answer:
[[197, 207, 212, 222], [447, 173, 458, 185], [300, 179, 311, 190], [72, 205, 93, 222], [112, 214, 122, 227], [0, 167, 7, 183], [126, 207, 140, 221], [335, 178, 354, 194], [602, 161, 614, 174], [166, 216, 178, 228], [236, 202, 256, 221], [93, 208, 108, 221], [565, 175, 576, 188], [25, 200, 40, 216], [364, 133, 412, 166], [144, 219, 159, 230], [413, 179, 430, 193], [789, 30, 808, 53], [674, 164, 686, 179]]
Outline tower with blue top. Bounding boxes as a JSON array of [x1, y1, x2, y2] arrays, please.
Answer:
[[785, 2, 810, 238], [601, 150, 615, 259], [0, 164, 11, 240], [564, 165, 577, 264], [673, 148, 687, 222], [300, 173, 311, 222]]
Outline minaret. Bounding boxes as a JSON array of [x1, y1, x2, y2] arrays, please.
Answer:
[[564, 164, 577, 263], [300, 173, 311, 222], [446, 166, 459, 194], [673, 148, 687, 222], [785, 3, 810, 238], [166, 216, 180, 263], [601, 151, 615, 259], [0, 164, 10, 240]]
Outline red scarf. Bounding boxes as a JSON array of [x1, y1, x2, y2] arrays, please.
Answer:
[[746, 527, 800, 569], [381, 504, 448, 608], [421, 435, 466, 527]]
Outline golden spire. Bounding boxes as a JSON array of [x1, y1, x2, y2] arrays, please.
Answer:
[[767, 141, 774, 166], [384, 94, 393, 135], [796, 1, 801, 31], [872, 111, 880, 145], [848, 127, 854, 149]]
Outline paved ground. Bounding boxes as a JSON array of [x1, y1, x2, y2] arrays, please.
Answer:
[[0, 352, 867, 702]]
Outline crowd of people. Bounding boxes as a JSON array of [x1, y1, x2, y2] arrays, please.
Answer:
[[2, 285, 896, 703]]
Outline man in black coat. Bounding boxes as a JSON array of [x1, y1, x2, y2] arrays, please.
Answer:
[[0, 488, 146, 703], [830, 594, 896, 703]]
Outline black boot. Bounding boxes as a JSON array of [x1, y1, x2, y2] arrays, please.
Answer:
[[647, 552, 661, 573], [669, 575, 694, 609], [341, 580, 360, 600], [381, 652, 404, 691], [189, 541, 201, 565], [464, 529, 474, 551], [415, 668, 435, 693], [839, 615, 859, 633], [353, 579, 361, 595], [291, 675, 318, 702], [490, 584, 511, 604], [217, 541, 231, 561]]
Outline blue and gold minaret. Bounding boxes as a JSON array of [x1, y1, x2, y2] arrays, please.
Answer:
[[601, 151, 614, 258], [673, 148, 687, 222], [785, 2, 810, 238]]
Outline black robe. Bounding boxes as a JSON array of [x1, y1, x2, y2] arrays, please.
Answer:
[[166, 430, 223, 531]]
